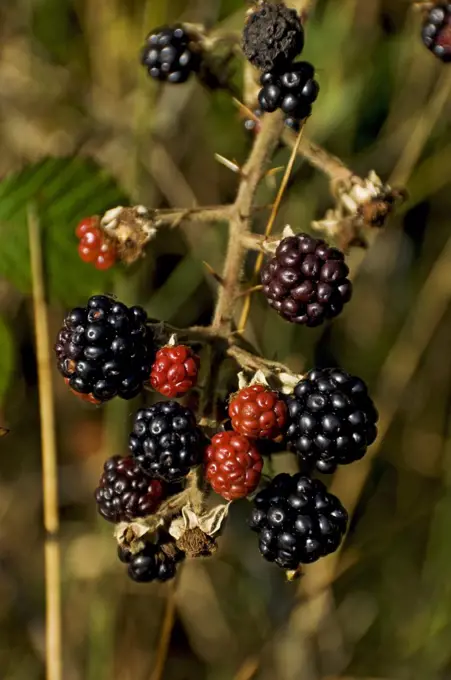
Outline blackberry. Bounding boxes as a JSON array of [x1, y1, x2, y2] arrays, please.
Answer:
[[95, 456, 164, 523], [129, 401, 204, 482], [258, 63, 319, 128], [285, 368, 378, 474], [243, 2, 304, 72], [422, 4, 451, 62], [141, 24, 201, 84], [55, 295, 153, 403], [118, 541, 184, 583], [249, 473, 348, 570], [261, 233, 352, 326]]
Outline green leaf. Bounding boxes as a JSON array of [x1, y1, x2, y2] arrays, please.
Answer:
[[0, 316, 14, 405], [0, 157, 129, 305]]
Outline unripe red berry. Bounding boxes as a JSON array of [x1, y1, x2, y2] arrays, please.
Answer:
[[150, 345, 200, 398], [228, 384, 287, 440], [76, 216, 99, 239], [95, 241, 117, 270], [205, 431, 263, 501]]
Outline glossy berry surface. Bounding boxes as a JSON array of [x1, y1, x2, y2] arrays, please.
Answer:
[[229, 384, 287, 440], [242, 1, 304, 71], [261, 233, 352, 326], [129, 401, 203, 482], [285, 368, 378, 473], [205, 431, 263, 501], [258, 63, 319, 129], [55, 295, 153, 403], [118, 541, 184, 583], [75, 216, 117, 271], [249, 473, 348, 570], [422, 4, 451, 62], [95, 455, 164, 523], [141, 24, 201, 84], [150, 344, 200, 398]]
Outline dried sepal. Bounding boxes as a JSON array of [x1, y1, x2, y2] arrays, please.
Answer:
[[100, 205, 157, 264], [168, 501, 230, 558]]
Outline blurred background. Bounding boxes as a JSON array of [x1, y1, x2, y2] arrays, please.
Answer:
[[1, 0, 451, 678]]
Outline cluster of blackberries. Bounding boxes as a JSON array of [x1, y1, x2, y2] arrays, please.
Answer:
[[141, 24, 201, 84], [243, 2, 318, 130], [261, 232, 353, 326], [422, 4, 451, 62], [55, 296, 200, 405]]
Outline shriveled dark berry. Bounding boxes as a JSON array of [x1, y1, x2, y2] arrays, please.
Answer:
[[249, 473, 348, 570], [141, 24, 201, 83], [261, 233, 352, 326], [55, 296, 153, 403], [242, 2, 304, 71], [95, 456, 164, 523], [285, 368, 378, 473], [118, 540, 184, 583], [129, 401, 204, 482], [422, 4, 451, 62]]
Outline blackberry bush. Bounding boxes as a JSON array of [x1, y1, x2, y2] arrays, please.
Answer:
[[242, 1, 304, 71], [422, 4, 451, 62], [285, 368, 379, 473], [55, 295, 153, 403], [249, 473, 348, 569], [95, 456, 164, 523], [141, 25, 201, 83], [129, 401, 204, 482], [261, 233, 353, 326]]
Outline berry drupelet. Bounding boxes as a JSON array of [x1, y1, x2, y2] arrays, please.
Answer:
[[242, 1, 304, 72], [249, 473, 348, 570], [55, 295, 153, 403], [141, 24, 201, 84], [285, 368, 378, 474], [95, 456, 164, 523], [129, 401, 204, 482], [261, 232, 352, 326], [258, 62, 319, 129], [150, 344, 200, 398], [118, 541, 184, 583], [228, 384, 287, 440], [205, 431, 263, 501], [422, 4, 451, 63], [76, 217, 117, 271]]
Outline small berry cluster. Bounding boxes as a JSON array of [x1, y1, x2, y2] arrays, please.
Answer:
[[141, 24, 201, 84], [76, 217, 117, 271], [421, 3, 451, 62], [242, 1, 318, 130]]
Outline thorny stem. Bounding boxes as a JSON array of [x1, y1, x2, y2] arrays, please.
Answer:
[[211, 111, 286, 332]]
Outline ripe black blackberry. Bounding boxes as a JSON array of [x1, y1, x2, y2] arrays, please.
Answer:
[[285, 368, 378, 474], [95, 456, 164, 523], [118, 540, 184, 583], [249, 473, 348, 570], [129, 401, 204, 482], [258, 63, 319, 127], [422, 4, 451, 63], [55, 295, 153, 403], [261, 233, 352, 326], [242, 1, 304, 72], [141, 24, 201, 84]]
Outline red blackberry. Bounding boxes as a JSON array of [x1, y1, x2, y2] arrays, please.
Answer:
[[76, 217, 117, 271], [54, 295, 153, 403], [242, 2, 304, 72], [95, 456, 164, 523], [285, 368, 378, 473], [141, 25, 201, 84], [261, 233, 352, 326], [422, 4, 451, 62], [228, 384, 287, 440], [118, 541, 184, 583], [150, 345, 200, 398], [258, 63, 319, 129], [205, 431, 263, 501], [129, 401, 204, 482], [249, 473, 348, 570]]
